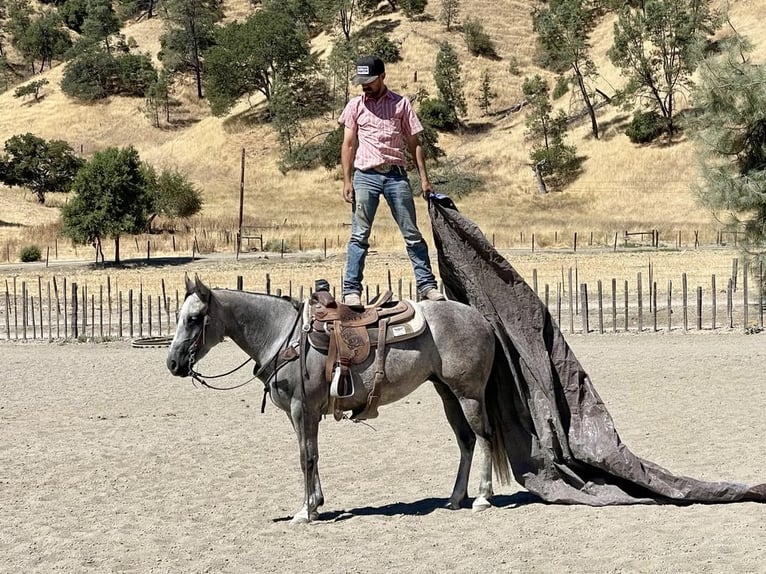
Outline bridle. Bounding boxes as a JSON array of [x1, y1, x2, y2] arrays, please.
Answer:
[[187, 300, 306, 402]]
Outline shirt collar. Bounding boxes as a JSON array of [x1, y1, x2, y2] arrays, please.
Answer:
[[362, 87, 392, 103]]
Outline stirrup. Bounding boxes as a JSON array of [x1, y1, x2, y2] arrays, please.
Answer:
[[329, 366, 354, 398]]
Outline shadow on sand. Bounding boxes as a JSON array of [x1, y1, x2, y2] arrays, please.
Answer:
[[272, 492, 541, 523]]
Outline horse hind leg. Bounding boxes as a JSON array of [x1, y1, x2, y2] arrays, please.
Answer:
[[436, 380, 495, 513], [460, 395, 495, 512], [433, 381, 476, 510]]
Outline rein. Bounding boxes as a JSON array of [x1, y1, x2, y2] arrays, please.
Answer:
[[188, 301, 306, 402]]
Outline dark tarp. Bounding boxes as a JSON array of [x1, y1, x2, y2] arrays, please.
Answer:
[[428, 195, 766, 505]]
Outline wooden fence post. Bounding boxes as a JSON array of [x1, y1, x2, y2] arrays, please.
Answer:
[[696, 286, 703, 330], [597, 280, 604, 334], [568, 268, 574, 334], [727, 279, 733, 329], [71, 282, 78, 339], [667, 280, 672, 332], [581, 283, 589, 334], [623, 280, 629, 332], [637, 272, 643, 333], [611, 278, 617, 333], [4, 285, 10, 340], [743, 260, 749, 328], [682, 273, 688, 332], [711, 275, 716, 330]]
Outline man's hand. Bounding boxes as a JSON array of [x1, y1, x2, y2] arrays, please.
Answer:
[[421, 181, 433, 200], [342, 182, 354, 204]]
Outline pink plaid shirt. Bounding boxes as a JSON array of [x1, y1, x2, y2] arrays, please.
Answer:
[[338, 89, 423, 171]]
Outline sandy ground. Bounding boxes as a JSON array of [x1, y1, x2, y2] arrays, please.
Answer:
[[1, 333, 765, 573]]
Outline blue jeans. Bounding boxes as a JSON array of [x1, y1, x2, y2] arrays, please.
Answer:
[[344, 168, 438, 297]]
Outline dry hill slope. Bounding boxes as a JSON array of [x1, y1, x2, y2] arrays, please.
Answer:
[[0, 0, 764, 255]]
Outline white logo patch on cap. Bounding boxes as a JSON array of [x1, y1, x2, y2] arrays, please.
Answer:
[[356, 66, 370, 75]]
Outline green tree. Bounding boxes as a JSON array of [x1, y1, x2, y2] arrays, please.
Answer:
[[439, 0, 459, 31], [0, 0, 8, 57], [144, 70, 172, 126], [13, 10, 72, 73], [326, 38, 356, 111], [81, 0, 122, 52], [270, 76, 302, 155], [434, 41, 466, 124], [203, 7, 315, 116], [62, 46, 156, 99], [59, 0, 89, 32], [61, 146, 153, 263], [160, 0, 222, 99], [533, 0, 601, 139], [0, 133, 84, 203], [116, 0, 159, 20], [477, 69, 496, 116], [522, 74, 580, 191], [143, 165, 203, 228], [61, 46, 119, 99], [608, 0, 719, 137], [13, 77, 49, 101], [313, 0, 375, 41], [399, 0, 428, 18], [463, 18, 496, 57], [689, 35, 766, 252]]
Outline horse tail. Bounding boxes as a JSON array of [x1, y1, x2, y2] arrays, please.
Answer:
[[486, 357, 513, 486]]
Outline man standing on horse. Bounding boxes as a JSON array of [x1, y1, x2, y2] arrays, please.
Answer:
[[338, 55, 446, 306]]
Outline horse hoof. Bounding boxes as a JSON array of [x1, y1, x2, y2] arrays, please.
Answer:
[[472, 496, 491, 513], [290, 509, 317, 524], [444, 499, 462, 511]]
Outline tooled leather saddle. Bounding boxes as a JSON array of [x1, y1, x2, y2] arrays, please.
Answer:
[[309, 288, 419, 420]]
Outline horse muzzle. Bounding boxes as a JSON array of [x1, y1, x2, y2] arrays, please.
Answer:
[[166, 355, 191, 377]]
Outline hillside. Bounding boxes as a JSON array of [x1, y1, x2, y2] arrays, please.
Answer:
[[1, 0, 766, 259]]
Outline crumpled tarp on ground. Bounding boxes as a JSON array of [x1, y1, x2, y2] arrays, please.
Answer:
[[428, 195, 765, 505]]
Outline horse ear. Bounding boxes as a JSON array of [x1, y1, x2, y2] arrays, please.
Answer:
[[184, 273, 195, 296], [194, 274, 211, 304]]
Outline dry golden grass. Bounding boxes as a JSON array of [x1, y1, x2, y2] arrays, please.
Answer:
[[0, 0, 763, 283]]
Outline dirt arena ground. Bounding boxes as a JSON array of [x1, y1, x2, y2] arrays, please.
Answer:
[[1, 333, 765, 573]]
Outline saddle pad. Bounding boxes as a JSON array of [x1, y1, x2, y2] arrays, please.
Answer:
[[308, 300, 427, 351]]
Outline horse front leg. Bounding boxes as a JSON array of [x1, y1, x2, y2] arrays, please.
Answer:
[[290, 401, 323, 524]]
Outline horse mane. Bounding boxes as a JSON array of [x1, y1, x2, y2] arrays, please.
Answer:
[[207, 287, 303, 311]]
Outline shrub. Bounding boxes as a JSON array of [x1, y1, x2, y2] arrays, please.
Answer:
[[319, 126, 344, 170], [360, 35, 401, 64], [399, 0, 428, 18], [116, 53, 157, 97], [263, 238, 291, 253], [62, 48, 157, 100], [625, 110, 667, 144], [20, 245, 42, 262], [463, 18, 496, 58], [552, 75, 569, 100], [418, 97, 459, 131], [278, 143, 322, 173], [61, 48, 119, 100]]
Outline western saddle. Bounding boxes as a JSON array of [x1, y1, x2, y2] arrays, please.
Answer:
[[308, 285, 416, 420]]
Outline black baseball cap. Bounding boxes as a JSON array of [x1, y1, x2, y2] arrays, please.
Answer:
[[352, 56, 385, 85]]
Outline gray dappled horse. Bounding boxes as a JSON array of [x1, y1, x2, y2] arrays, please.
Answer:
[[166, 276, 510, 524]]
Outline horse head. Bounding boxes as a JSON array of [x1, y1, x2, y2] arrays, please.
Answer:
[[166, 275, 225, 377]]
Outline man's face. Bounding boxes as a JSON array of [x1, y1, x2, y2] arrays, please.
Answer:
[[362, 74, 386, 99]]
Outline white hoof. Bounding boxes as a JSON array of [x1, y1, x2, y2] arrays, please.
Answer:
[[472, 496, 491, 513], [290, 508, 318, 525]]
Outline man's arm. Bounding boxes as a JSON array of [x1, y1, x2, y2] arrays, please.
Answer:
[[341, 126, 357, 204], [406, 133, 433, 198]]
